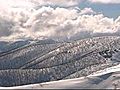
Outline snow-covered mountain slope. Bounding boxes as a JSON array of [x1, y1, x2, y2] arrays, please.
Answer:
[[0, 40, 30, 53], [0, 39, 57, 53], [1, 64, 120, 89], [0, 36, 120, 87]]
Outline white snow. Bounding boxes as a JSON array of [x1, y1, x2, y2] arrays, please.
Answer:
[[1, 64, 120, 89]]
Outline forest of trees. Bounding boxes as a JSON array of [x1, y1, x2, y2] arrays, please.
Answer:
[[0, 36, 120, 87]]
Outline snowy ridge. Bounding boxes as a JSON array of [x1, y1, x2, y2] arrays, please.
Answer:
[[1, 64, 120, 89], [0, 36, 120, 87]]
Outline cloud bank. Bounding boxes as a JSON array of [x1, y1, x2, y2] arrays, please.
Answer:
[[0, 0, 120, 41], [89, 0, 120, 4], [0, 0, 81, 8]]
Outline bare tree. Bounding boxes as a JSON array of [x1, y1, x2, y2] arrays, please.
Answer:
[[112, 82, 118, 90]]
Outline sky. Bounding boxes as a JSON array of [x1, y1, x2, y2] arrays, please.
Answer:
[[0, 0, 120, 41], [79, 1, 120, 19]]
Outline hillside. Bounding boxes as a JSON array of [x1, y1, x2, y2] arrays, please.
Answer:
[[1, 64, 120, 89], [0, 36, 120, 87]]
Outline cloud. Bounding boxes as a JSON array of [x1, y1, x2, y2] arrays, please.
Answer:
[[89, 0, 120, 4], [80, 8, 96, 15], [0, 0, 81, 8], [0, 18, 14, 37], [35, 0, 81, 7], [0, 0, 120, 41], [23, 7, 119, 41]]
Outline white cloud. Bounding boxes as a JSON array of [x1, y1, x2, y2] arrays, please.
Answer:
[[0, 0, 81, 8], [80, 8, 96, 15], [0, 0, 120, 41], [89, 0, 120, 4], [35, 0, 81, 7]]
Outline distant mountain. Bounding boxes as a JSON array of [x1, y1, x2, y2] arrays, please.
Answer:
[[0, 39, 58, 53], [0, 40, 30, 53], [0, 36, 120, 87]]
